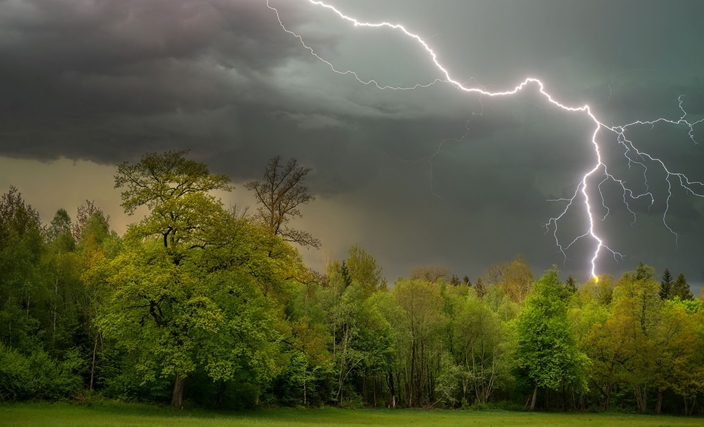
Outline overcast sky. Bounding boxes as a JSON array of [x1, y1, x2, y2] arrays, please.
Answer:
[[1, 0, 703, 286]]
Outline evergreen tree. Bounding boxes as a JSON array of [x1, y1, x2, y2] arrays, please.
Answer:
[[670, 273, 693, 300], [660, 268, 673, 300]]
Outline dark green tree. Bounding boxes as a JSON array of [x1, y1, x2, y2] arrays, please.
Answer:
[[47, 209, 74, 248], [670, 273, 693, 301], [42, 210, 81, 352], [0, 186, 46, 350], [659, 268, 673, 300], [71, 200, 109, 244]]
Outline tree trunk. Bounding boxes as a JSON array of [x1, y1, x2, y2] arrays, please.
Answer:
[[388, 371, 396, 408], [561, 382, 566, 411], [89, 332, 99, 391], [527, 385, 538, 411], [684, 395, 688, 416], [216, 381, 226, 409], [53, 278, 59, 349], [633, 384, 647, 413], [603, 383, 611, 411], [545, 387, 549, 409], [655, 390, 663, 414], [171, 374, 186, 407], [409, 341, 416, 407]]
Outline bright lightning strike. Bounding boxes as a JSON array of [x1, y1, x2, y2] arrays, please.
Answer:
[[266, 0, 704, 279]]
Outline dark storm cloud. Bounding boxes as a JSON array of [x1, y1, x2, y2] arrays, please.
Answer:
[[0, 0, 325, 160], [1, 0, 704, 284]]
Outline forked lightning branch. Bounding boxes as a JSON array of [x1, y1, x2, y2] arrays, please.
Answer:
[[266, 0, 704, 279]]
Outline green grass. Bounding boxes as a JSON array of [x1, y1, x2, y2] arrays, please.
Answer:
[[0, 403, 701, 427]]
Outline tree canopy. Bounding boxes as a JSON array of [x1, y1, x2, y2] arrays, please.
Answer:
[[1, 152, 703, 414]]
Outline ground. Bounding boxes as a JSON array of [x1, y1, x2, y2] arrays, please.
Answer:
[[2, 403, 703, 427]]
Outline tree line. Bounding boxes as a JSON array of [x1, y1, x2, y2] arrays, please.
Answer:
[[0, 150, 702, 415]]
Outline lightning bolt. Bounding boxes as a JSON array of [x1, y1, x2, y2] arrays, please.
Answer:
[[265, 0, 703, 279]]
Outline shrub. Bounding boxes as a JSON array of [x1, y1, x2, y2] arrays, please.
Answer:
[[0, 344, 84, 401]]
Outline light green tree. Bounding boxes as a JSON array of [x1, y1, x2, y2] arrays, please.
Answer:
[[100, 150, 282, 407], [345, 244, 387, 295], [611, 263, 661, 413], [393, 279, 447, 407], [516, 269, 589, 411], [453, 293, 515, 404]]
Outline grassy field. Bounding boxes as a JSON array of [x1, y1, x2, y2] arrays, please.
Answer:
[[1, 403, 702, 427]]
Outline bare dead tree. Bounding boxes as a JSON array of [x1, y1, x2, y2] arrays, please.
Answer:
[[245, 156, 321, 249]]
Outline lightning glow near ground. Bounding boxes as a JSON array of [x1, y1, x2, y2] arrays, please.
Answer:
[[265, 0, 704, 279]]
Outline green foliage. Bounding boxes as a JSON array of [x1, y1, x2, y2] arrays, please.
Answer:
[[0, 344, 84, 401], [452, 291, 516, 405], [3, 157, 704, 415], [516, 269, 589, 399], [115, 150, 232, 253], [0, 186, 46, 351], [96, 238, 282, 394], [345, 244, 387, 295], [670, 273, 694, 301], [660, 268, 673, 299]]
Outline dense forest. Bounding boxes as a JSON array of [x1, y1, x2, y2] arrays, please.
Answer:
[[1, 150, 702, 415]]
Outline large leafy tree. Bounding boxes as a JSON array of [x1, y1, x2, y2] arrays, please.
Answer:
[[346, 244, 385, 291], [581, 291, 634, 411], [42, 209, 82, 353], [516, 269, 588, 411], [97, 239, 280, 406], [652, 299, 701, 414], [115, 149, 232, 253], [393, 279, 447, 407], [500, 254, 534, 304], [610, 263, 661, 413], [102, 150, 282, 407], [326, 282, 393, 404], [452, 293, 515, 404], [0, 186, 46, 350]]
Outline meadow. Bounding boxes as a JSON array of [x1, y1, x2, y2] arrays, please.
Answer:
[[1, 403, 702, 427]]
